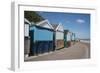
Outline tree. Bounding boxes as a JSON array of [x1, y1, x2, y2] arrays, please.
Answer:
[[24, 11, 44, 23]]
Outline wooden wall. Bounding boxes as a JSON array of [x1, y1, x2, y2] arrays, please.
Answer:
[[55, 32, 64, 49]]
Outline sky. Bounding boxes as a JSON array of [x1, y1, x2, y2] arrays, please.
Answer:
[[37, 11, 90, 39]]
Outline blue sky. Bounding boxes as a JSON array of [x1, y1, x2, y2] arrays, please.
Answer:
[[37, 11, 90, 39]]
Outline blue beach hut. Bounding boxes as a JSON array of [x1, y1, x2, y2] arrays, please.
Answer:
[[29, 20, 54, 56]]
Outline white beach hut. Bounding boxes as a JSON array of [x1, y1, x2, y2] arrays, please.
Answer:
[[52, 23, 64, 50], [24, 18, 31, 57]]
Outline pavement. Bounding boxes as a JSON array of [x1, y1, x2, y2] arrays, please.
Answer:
[[25, 42, 90, 62]]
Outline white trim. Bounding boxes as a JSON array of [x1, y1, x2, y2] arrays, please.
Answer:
[[55, 23, 60, 31], [56, 23, 64, 32], [11, 2, 19, 71], [36, 19, 47, 25], [37, 19, 54, 29], [47, 20, 54, 29], [24, 18, 31, 25]]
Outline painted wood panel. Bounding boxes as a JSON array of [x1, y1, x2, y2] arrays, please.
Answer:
[[55, 40, 64, 49], [29, 26, 54, 55], [55, 32, 64, 49], [34, 27, 53, 41], [30, 26, 53, 41], [43, 23, 51, 29], [67, 32, 71, 41], [24, 37, 30, 55], [56, 32, 64, 40], [24, 24, 29, 37]]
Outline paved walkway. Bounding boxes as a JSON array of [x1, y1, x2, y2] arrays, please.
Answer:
[[25, 42, 90, 62]]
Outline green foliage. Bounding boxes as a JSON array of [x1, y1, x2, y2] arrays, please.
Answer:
[[24, 11, 44, 23]]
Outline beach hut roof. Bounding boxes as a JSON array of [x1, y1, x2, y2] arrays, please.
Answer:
[[52, 23, 64, 32], [51, 24, 58, 30], [36, 19, 54, 29], [24, 18, 31, 25]]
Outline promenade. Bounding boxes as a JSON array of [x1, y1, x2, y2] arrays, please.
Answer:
[[25, 42, 90, 62]]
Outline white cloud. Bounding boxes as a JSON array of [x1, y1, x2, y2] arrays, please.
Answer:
[[76, 19, 85, 24]]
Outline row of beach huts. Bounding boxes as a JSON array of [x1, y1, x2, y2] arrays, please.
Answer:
[[24, 18, 76, 58]]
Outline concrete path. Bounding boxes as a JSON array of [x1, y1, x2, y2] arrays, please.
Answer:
[[25, 42, 90, 62]]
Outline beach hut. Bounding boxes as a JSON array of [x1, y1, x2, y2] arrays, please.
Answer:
[[29, 20, 54, 56], [24, 18, 31, 57], [52, 23, 64, 50], [66, 31, 72, 47]]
